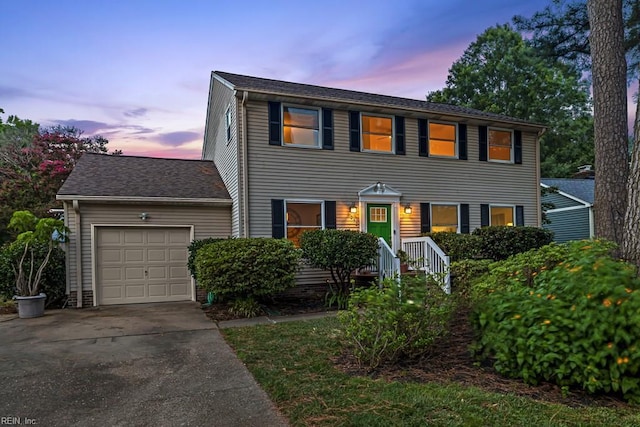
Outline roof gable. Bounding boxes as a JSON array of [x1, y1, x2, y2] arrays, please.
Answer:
[[57, 154, 230, 201], [541, 178, 594, 205]]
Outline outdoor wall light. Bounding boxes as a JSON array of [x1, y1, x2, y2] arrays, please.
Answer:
[[349, 203, 358, 214], [403, 204, 412, 215], [139, 212, 150, 221]]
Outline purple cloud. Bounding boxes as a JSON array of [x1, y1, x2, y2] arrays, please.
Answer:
[[123, 108, 148, 118], [155, 131, 202, 147], [0, 86, 31, 100]]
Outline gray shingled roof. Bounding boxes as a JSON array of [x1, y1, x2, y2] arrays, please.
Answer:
[[58, 153, 230, 200], [541, 178, 594, 204], [214, 71, 544, 128]]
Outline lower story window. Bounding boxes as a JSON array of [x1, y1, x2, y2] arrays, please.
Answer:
[[432, 204, 458, 232], [286, 201, 323, 246], [491, 205, 514, 226]]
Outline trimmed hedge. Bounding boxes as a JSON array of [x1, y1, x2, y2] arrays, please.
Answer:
[[195, 238, 301, 300], [472, 226, 553, 261], [187, 237, 224, 280], [423, 232, 482, 262]]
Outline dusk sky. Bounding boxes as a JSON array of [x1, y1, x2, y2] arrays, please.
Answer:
[[2, 0, 556, 159]]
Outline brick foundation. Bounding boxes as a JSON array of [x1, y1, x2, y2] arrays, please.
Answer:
[[67, 290, 94, 308], [196, 287, 208, 303]]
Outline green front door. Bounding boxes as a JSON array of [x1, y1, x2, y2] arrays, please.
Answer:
[[366, 203, 392, 246]]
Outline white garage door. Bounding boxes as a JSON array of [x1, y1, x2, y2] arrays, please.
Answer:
[[96, 227, 192, 305]]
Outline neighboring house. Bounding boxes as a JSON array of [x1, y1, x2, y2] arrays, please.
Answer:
[[541, 178, 595, 242], [57, 155, 232, 307], [58, 71, 545, 307]]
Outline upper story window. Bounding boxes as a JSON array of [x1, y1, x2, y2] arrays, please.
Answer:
[[490, 205, 515, 226], [225, 106, 232, 142], [431, 204, 459, 232], [429, 122, 457, 157], [489, 128, 513, 162], [283, 106, 320, 147], [286, 201, 323, 247], [362, 114, 393, 152]]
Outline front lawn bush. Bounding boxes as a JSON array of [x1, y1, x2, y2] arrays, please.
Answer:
[[450, 259, 492, 300], [423, 232, 482, 261], [187, 237, 225, 280], [339, 275, 456, 369], [300, 229, 379, 308], [195, 238, 301, 316], [474, 240, 640, 403], [472, 226, 553, 261], [0, 242, 66, 307]]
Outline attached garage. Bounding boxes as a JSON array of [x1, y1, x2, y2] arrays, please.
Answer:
[[57, 154, 232, 308]]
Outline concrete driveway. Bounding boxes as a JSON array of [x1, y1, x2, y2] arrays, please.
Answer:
[[0, 302, 287, 427]]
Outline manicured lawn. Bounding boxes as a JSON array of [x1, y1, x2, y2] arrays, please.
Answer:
[[223, 317, 640, 427]]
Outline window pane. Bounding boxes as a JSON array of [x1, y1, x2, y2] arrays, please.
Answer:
[[287, 203, 322, 226], [283, 107, 319, 128], [287, 227, 317, 248], [430, 123, 455, 140], [489, 129, 512, 161], [432, 205, 458, 232], [430, 140, 455, 157], [284, 127, 318, 145], [362, 134, 392, 151], [429, 123, 456, 157], [489, 146, 512, 161], [283, 107, 319, 146], [362, 116, 392, 134], [491, 206, 514, 226], [369, 207, 388, 222]]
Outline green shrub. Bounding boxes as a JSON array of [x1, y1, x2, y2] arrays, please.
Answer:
[[450, 259, 492, 300], [471, 226, 553, 261], [474, 240, 640, 403], [300, 229, 379, 308], [0, 242, 66, 307], [423, 232, 482, 262], [195, 238, 301, 315], [187, 237, 224, 280], [338, 275, 456, 369]]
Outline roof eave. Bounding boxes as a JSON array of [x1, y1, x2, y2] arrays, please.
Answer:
[[56, 195, 233, 206]]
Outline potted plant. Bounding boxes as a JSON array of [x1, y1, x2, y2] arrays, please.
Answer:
[[8, 210, 67, 318], [396, 249, 411, 274]]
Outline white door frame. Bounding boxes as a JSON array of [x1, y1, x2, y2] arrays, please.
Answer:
[[357, 183, 402, 253]]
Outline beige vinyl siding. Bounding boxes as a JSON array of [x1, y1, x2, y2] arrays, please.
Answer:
[[203, 80, 243, 236], [245, 101, 540, 238], [63, 201, 77, 293], [66, 203, 231, 293]]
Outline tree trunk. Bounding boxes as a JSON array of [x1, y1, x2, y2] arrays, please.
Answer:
[[623, 80, 640, 270], [587, 0, 629, 247]]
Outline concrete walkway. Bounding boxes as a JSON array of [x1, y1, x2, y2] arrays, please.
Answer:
[[0, 302, 288, 427]]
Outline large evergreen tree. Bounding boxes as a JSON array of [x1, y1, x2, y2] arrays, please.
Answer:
[[427, 24, 594, 177]]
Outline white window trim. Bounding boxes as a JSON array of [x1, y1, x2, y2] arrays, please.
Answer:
[[428, 121, 458, 159], [225, 105, 232, 144], [489, 204, 516, 226], [488, 127, 514, 163], [285, 199, 325, 232], [281, 104, 322, 149], [361, 112, 395, 154], [430, 202, 460, 233]]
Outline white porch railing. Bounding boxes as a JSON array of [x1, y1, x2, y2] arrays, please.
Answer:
[[377, 237, 400, 283], [401, 236, 451, 294]]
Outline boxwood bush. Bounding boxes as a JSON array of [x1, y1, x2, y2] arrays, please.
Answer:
[[472, 226, 553, 261], [195, 238, 301, 316], [423, 232, 482, 262], [187, 237, 224, 280], [473, 240, 640, 403], [0, 242, 66, 307]]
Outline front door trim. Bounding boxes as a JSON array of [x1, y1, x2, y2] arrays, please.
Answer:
[[358, 182, 401, 252]]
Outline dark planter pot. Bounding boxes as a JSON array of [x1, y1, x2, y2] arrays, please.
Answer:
[[15, 293, 46, 319]]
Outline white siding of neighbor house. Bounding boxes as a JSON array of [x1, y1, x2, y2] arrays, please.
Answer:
[[63, 202, 231, 293], [244, 101, 540, 239], [202, 78, 243, 237]]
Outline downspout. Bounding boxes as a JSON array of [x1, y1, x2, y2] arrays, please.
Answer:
[[241, 90, 250, 237], [589, 205, 595, 238], [73, 200, 83, 308]]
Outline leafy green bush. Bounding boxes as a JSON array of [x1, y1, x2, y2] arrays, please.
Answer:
[[450, 259, 492, 300], [187, 237, 224, 280], [423, 232, 482, 262], [474, 240, 640, 403], [339, 275, 456, 369], [195, 238, 301, 316], [0, 242, 66, 306], [471, 226, 553, 261], [300, 229, 379, 308]]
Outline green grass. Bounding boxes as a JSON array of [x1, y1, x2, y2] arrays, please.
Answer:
[[223, 317, 640, 427]]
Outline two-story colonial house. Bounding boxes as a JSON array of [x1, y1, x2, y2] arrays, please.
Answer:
[[57, 71, 544, 307]]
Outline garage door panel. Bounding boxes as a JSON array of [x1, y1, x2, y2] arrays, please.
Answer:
[[97, 227, 192, 305]]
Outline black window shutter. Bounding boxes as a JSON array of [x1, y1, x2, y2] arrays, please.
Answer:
[[458, 124, 468, 160], [324, 201, 337, 229], [418, 119, 429, 157], [479, 126, 488, 161], [460, 204, 470, 234], [349, 111, 360, 152], [395, 116, 405, 155], [481, 204, 490, 227], [420, 203, 431, 234], [271, 199, 285, 238], [322, 108, 334, 150], [514, 130, 522, 164], [268, 101, 281, 146], [516, 205, 525, 226]]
